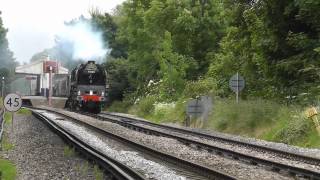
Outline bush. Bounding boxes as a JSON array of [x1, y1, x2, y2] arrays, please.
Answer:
[[134, 96, 157, 117], [183, 79, 214, 99], [107, 100, 132, 113], [272, 114, 310, 144], [207, 99, 282, 136]]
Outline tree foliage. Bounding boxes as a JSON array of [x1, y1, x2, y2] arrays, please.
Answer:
[[0, 11, 15, 77], [28, 0, 320, 104]]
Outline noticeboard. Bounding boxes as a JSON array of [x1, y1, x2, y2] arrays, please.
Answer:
[[43, 61, 58, 73]]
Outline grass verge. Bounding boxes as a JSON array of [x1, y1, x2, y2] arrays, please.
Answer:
[[108, 97, 320, 148], [17, 108, 32, 115], [0, 158, 16, 180], [4, 112, 12, 125]]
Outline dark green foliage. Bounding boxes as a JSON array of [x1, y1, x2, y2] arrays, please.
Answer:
[[208, 0, 320, 102], [0, 11, 15, 74], [104, 0, 226, 102], [104, 58, 132, 102]]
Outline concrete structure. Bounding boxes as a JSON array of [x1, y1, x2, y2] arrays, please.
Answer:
[[14, 59, 69, 108], [15, 59, 68, 96]]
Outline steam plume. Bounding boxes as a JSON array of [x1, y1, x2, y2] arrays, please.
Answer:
[[57, 20, 107, 61]]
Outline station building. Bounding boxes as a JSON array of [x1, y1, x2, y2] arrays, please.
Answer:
[[14, 59, 69, 96]]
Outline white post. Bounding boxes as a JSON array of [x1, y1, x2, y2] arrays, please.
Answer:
[[1, 77, 4, 98], [11, 112, 14, 133], [49, 66, 52, 106], [236, 72, 239, 103]]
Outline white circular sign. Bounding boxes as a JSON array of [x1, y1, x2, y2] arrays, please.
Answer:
[[3, 93, 22, 112]]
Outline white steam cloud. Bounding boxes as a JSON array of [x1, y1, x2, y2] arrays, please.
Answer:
[[57, 21, 107, 60]]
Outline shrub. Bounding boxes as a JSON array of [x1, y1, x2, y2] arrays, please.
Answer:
[[270, 111, 311, 145], [207, 99, 284, 136], [107, 100, 132, 113], [183, 79, 214, 99], [134, 96, 157, 117]]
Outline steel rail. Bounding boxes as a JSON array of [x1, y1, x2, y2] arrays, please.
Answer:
[[31, 107, 236, 180], [102, 112, 320, 165], [31, 110, 145, 180], [95, 112, 320, 179]]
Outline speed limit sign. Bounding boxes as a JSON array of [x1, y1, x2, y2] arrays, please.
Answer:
[[3, 93, 22, 112]]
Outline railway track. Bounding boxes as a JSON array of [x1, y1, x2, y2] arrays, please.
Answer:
[[89, 112, 320, 179], [30, 107, 236, 180], [31, 109, 146, 180], [99, 112, 320, 163]]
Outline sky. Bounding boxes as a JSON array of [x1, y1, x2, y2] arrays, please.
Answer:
[[0, 0, 126, 64]]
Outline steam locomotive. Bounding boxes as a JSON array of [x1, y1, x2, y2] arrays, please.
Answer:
[[66, 61, 107, 113]]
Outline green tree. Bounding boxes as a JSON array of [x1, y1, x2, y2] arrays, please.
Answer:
[[0, 11, 15, 72]]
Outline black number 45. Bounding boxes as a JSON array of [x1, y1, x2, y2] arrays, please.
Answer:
[[6, 98, 20, 107]]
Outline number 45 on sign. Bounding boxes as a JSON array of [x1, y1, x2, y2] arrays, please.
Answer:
[[3, 93, 22, 132]]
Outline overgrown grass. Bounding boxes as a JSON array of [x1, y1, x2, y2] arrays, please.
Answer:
[[17, 108, 32, 115], [1, 134, 14, 151], [4, 112, 12, 125], [63, 146, 75, 157], [0, 158, 16, 180], [207, 99, 319, 148], [109, 95, 187, 124], [107, 100, 132, 113], [94, 165, 104, 180], [207, 100, 285, 136], [1, 112, 14, 151], [80, 161, 89, 176], [108, 97, 320, 148]]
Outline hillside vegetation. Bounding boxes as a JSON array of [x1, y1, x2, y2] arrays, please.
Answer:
[[98, 0, 320, 148]]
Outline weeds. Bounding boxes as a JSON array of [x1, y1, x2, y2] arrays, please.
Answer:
[[94, 165, 104, 180], [17, 108, 32, 115], [0, 158, 16, 180], [80, 161, 89, 176], [63, 146, 75, 157], [1, 134, 14, 151], [108, 97, 320, 148], [4, 112, 12, 125]]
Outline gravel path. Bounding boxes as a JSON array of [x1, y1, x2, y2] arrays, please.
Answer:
[[0, 113, 97, 180], [41, 107, 292, 180]]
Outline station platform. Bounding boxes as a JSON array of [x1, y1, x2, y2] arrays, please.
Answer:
[[22, 96, 67, 109]]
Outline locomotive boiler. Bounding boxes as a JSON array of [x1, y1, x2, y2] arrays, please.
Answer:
[[66, 61, 107, 113]]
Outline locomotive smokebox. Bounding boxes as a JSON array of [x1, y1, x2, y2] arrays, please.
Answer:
[[67, 60, 107, 113]]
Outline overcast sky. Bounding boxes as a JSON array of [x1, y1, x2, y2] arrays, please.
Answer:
[[0, 0, 126, 64]]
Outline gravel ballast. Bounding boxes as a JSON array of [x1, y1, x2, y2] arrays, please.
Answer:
[[103, 114, 320, 172], [47, 114, 187, 180], [39, 107, 293, 180], [0, 113, 97, 180], [110, 112, 320, 159]]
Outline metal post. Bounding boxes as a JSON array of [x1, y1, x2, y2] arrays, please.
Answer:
[[1, 77, 4, 98], [236, 72, 239, 103], [11, 112, 14, 133], [49, 66, 52, 106]]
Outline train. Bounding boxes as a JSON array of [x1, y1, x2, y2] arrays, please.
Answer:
[[65, 61, 107, 113]]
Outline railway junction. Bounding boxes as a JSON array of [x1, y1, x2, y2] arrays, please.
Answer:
[[0, 60, 319, 180], [1, 103, 320, 179]]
